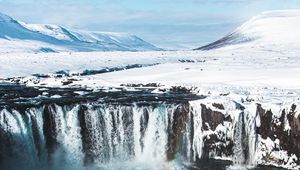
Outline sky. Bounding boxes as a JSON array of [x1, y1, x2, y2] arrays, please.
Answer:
[[0, 0, 300, 49]]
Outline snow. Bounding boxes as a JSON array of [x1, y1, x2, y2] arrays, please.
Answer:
[[20, 23, 74, 41], [257, 137, 299, 169], [0, 12, 160, 52], [236, 10, 300, 44], [21, 22, 160, 51], [1, 46, 299, 90], [197, 9, 300, 51]]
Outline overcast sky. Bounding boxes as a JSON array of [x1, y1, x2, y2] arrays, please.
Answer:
[[0, 0, 300, 49]]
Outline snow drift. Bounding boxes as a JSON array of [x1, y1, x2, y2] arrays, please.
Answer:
[[0, 12, 160, 53]]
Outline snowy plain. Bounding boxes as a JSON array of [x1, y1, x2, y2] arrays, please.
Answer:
[[1, 47, 299, 90], [1, 9, 299, 90]]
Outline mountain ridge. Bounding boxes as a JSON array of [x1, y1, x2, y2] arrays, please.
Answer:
[[0, 12, 160, 53]]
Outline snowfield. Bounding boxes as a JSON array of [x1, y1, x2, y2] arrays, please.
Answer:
[[1, 48, 299, 90]]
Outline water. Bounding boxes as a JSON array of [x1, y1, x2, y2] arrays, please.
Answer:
[[0, 103, 190, 169], [0, 84, 286, 170]]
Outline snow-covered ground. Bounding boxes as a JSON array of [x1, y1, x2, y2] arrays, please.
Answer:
[[1, 47, 299, 90]]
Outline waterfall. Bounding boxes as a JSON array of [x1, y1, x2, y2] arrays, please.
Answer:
[[189, 100, 203, 161], [0, 102, 194, 170], [232, 111, 247, 165], [1, 97, 297, 169], [229, 102, 258, 170]]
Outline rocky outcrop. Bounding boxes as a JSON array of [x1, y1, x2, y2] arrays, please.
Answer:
[[256, 104, 300, 167], [166, 103, 190, 161], [193, 101, 300, 169], [199, 103, 234, 159]]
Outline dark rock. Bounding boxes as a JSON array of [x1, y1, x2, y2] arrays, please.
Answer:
[[201, 104, 225, 131], [78, 105, 95, 165], [43, 104, 61, 162], [257, 103, 300, 165], [200, 104, 233, 158], [212, 103, 225, 110], [166, 103, 190, 161]]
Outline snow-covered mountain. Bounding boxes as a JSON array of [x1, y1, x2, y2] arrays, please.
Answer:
[[196, 9, 300, 50], [0, 12, 160, 53]]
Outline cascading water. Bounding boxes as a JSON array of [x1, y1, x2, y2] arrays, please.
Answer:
[[229, 103, 259, 170], [229, 111, 248, 170], [1, 85, 299, 170], [0, 102, 195, 170]]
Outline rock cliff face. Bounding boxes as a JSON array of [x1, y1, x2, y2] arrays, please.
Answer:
[[0, 86, 299, 169], [193, 101, 300, 169], [256, 104, 300, 167]]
